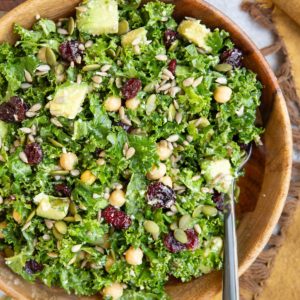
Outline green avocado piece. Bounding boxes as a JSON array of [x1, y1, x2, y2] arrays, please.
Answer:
[[49, 83, 89, 120], [76, 0, 119, 35], [178, 19, 212, 52], [35, 193, 69, 220], [121, 27, 147, 47], [0, 120, 8, 139], [201, 159, 233, 193]]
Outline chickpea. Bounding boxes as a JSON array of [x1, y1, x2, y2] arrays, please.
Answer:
[[147, 163, 166, 180], [214, 86, 232, 103], [125, 97, 140, 110], [124, 246, 143, 266], [102, 282, 123, 300], [156, 140, 172, 161], [103, 96, 122, 112], [60, 152, 78, 171], [105, 256, 115, 272], [159, 176, 173, 188], [80, 170, 97, 185], [109, 190, 126, 208]]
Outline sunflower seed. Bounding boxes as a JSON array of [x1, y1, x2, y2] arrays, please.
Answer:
[[72, 244, 82, 253], [125, 147, 135, 159], [183, 77, 194, 87], [0, 196, 3, 204], [123, 142, 129, 156], [166, 134, 179, 142], [57, 28, 68, 35], [71, 169, 80, 176], [96, 158, 106, 166], [45, 219, 54, 229], [115, 78, 122, 88], [28, 134, 35, 143], [51, 117, 63, 127], [163, 68, 174, 80], [29, 103, 42, 113], [186, 135, 193, 143], [175, 112, 182, 124], [92, 76, 102, 84], [192, 76, 203, 88], [37, 64, 51, 72], [194, 224, 202, 234], [47, 252, 58, 258], [68, 255, 77, 265], [161, 16, 169, 22], [85, 40, 93, 48], [168, 104, 176, 122], [95, 71, 108, 77], [24, 70, 33, 83], [68, 17, 75, 35], [169, 86, 181, 98], [183, 140, 189, 146], [20, 127, 32, 134], [76, 6, 88, 13], [215, 77, 227, 85], [166, 211, 175, 216], [19, 152, 28, 163], [158, 83, 172, 92], [145, 94, 156, 115], [75, 56, 82, 65], [21, 83, 32, 89], [101, 64, 112, 72], [43, 234, 51, 241], [21, 221, 31, 231], [155, 54, 168, 61]]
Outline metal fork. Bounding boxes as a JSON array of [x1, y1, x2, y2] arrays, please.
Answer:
[[223, 144, 253, 300]]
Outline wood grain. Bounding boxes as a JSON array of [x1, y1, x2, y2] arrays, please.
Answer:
[[0, 1, 24, 11], [0, 0, 293, 299]]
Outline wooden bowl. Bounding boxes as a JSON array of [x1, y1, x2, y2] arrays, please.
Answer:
[[0, 0, 292, 299]]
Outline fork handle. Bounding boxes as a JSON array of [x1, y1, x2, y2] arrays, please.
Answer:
[[223, 183, 239, 300]]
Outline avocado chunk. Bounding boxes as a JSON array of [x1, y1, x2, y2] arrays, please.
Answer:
[[76, 0, 119, 35], [178, 19, 212, 52], [0, 120, 8, 139], [49, 83, 89, 119], [35, 193, 69, 220], [121, 27, 148, 47], [201, 159, 233, 193]]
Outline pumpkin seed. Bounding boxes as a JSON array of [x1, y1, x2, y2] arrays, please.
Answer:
[[45, 47, 57, 66], [168, 39, 179, 52], [178, 214, 193, 230], [82, 64, 101, 72], [192, 205, 203, 218], [37, 47, 47, 63], [69, 202, 77, 215], [55, 64, 65, 75], [146, 94, 156, 115], [144, 220, 160, 239], [64, 216, 75, 222], [68, 17, 75, 35], [74, 214, 82, 222], [48, 138, 64, 148], [50, 170, 69, 176], [214, 63, 232, 72], [25, 210, 36, 224], [174, 229, 188, 244], [170, 222, 178, 230], [194, 224, 202, 234], [54, 221, 67, 235], [106, 49, 116, 58], [202, 205, 218, 217], [118, 20, 130, 35], [52, 227, 63, 240], [168, 104, 176, 122], [143, 82, 155, 93]]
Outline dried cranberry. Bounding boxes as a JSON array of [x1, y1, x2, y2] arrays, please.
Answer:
[[54, 183, 71, 197], [114, 121, 133, 133], [220, 48, 243, 68], [102, 205, 132, 230], [121, 78, 142, 100], [185, 229, 199, 250], [0, 96, 28, 123], [24, 143, 43, 165], [168, 59, 177, 75], [164, 231, 186, 253], [163, 29, 178, 49], [59, 40, 83, 64], [147, 182, 176, 209], [24, 259, 44, 274], [212, 190, 224, 211]]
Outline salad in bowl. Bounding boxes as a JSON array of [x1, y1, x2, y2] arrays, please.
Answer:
[[0, 0, 262, 299]]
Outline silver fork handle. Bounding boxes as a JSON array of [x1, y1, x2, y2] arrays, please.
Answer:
[[223, 182, 239, 300]]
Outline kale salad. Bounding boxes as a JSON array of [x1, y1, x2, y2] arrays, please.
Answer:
[[0, 0, 262, 299]]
